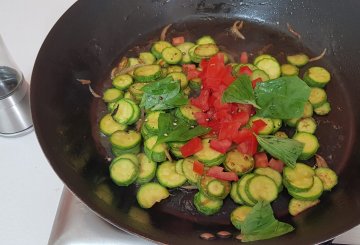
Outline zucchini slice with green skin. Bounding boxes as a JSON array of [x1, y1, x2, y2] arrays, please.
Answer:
[[303, 67, 331, 88], [151, 41, 172, 59], [144, 111, 162, 134], [144, 136, 167, 162], [167, 65, 183, 73], [99, 114, 127, 136], [136, 153, 157, 184], [254, 167, 283, 192], [293, 132, 320, 160], [194, 139, 226, 167], [112, 74, 133, 90], [230, 206, 253, 230], [193, 192, 223, 215], [272, 119, 282, 133], [133, 64, 162, 82], [156, 161, 187, 188], [283, 163, 315, 192], [167, 72, 188, 88], [289, 198, 320, 216], [103, 88, 124, 103], [114, 153, 139, 166], [285, 117, 300, 127], [253, 54, 276, 65], [314, 102, 331, 115], [123, 99, 140, 125], [237, 174, 257, 206], [224, 149, 254, 176], [245, 175, 278, 203], [182, 158, 201, 185], [274, 131, 288, 139], [251, 69, 270, 82], [302, 101, 314, 118], [196, 35, 216, 45], [136, 182, 170, 209], [176, 42, 195, 64], [198, 175, 231, 199], [249, 116, 274, 135], [109, 158, 139, 186], [281, 64, 299, 76], [124, 91, 135, 101], [175, 104, 202, 124], [297, 117, 317, 134], [288, 176, 324, 201], [141, 124, 155, 140], [255, 58, 281, 79], [112, 99, 134, 124], [139, 52, 156, 65], [162, 47, 183, 64], [111, 144, 141, 156], [129, 83, 145, 98], [309, 87, 327, 108], [169, 142, 185, 159], [110, 130, 141, 150], [287, 53, 309, 67], [175, 159, 185, 175], [230, 182, 244, 205], [188, 45, 202, 63], [315, 167, 338, 191], [194, 44, 219, 58]]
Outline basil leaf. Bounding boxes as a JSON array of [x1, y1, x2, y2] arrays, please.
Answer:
[[255, 135, 304, 168], [241, 201, 294, 242], [254, 76, 311, 119], [222, 75, 260, 108]]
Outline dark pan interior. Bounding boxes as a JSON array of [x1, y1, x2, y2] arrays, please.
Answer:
[[31, 0, 360, 244]]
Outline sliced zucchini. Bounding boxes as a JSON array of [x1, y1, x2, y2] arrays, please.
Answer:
[[128, 83, 146, 98], [253, 54, 276, 65], [112, 74, 133, 90], [136, 182, 169, 208], [272, 119, 282, 133], [109, 158, 138, 186], [162, 47, 182, 65], [167, 65, 183, 73], [281, 64, 299, 76], [283, 163, 315, 192], [167, 72, 188, 88], [144, 111, 162, 134], [194, 44, 219, 58], [156, 58, 169, 68], [182, 158, 201, 185], [230, 206, 253, 230], [141, 124, 154, 140], [254, 167, 283, 192], [169, 142, 185, 159], [144, 136, 167, 162], [198, 175, 231, 200], [297, 117, 317, 134], [156, 161, 187, 188], [133, 65, 161, 82], [285, 117, 300, 127], [112, 99, 134, 124], [274, 131, 288, 139], [123, 99, 140, 125], [175, 104, 202, 124], [196, 35, 216, 45], [314, 102, 331, 115], [99, 114, 127, 136], [136, 153, 157, 184], [124, 91, 135, 101], [249, 116, 274, 135], [237, 174, 256, 206], [111, 144, 141, 156], [188, 45, 202, 63], [255, 58, 281, 79], [303, 67, 331, 88], [110, 130, 141, 150], [293, 132, 319, 160], [288, 176, 324, 201], [289, 198, 320, 216], [114, 153, 139, 166], [194, 139, 226, 167], [230, 182, 244, 205], [287, 53, 309, 67], [246, 175, 278, 203], [194, 191, 223, 216], [103, 88, 123, 103], [250, 69, 270, 82], [224, 149, 254, 176], [151, 41, 172, 59], [139, 52, 156, 65], [175, 159, 185, 175], [315, 167, 338, 191], [176, 42, 196, 64], [302, 101, 314, 118], [309, 87, 327, 108]]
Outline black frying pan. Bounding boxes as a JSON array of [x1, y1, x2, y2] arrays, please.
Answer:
[[31, 0, 360, 244]]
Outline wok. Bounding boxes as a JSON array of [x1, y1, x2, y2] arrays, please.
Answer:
[[31, 0, 360, 244]]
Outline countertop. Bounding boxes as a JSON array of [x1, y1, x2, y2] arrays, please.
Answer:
[[0, 1, 359, 244]]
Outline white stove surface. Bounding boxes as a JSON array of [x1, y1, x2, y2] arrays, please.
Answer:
[[0, 1, 359, 244]]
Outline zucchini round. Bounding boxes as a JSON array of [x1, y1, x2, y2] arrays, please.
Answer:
[[156, 161, 187, 188], [193, 192, 223, 216], [136, 182, 170, 208], [224, 149, 254, 176]]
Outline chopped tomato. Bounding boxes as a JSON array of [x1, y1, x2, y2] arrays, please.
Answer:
[[240, 51, 248, 64], [180, 137, 203, 157], [207, 166, 238, 181], [194, 112, 209, 126], [269, 158, 285, 173], [172, 36, 185, 46], [239, 66, 253, 76], [232, 128, 253, 144], [238, 103, 255, 116], [236, 131, 258, 156], [193, 160, 204, 175], [182, 64, 196, 73], [187, 69, 201, 80], [252, 77, 263, 88], [219, 121, 242, 140], [232, 111, 250, 126], [251, 119, 267, 134], [191, 89, 210, 111], [207, 166, 224, 176], [210, 139, 232, 154], [254, 152, 269, 168]]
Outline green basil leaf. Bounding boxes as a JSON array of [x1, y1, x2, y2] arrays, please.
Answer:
[[255, 135, 304, 168], [222, 75, 260, 108], [254, 76, 311, 119]]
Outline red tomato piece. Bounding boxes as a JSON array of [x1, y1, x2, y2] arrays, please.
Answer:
[[193, 160, 204, 175], [180, 137, 203, 157], [269, 158, 285, 173], [240, 51, 249, 64], [219, 121, 242, 140], [238, 103, 254, 115], [182, 64, 196, 73], [239, 66, 253, 76], [254, 152, 269, 168], [172, 36, 185, 46], [232, 128, 253, 144], [207, 166, 224, 176], [187, 69, 201, 80], [232, 111, 250, 126], [191, 89, 210, 111], [210, 139, 232, 154], [236, 133, 258, 156], [251, 77, 263, 88], [251, 119, 267, 134], [207, 168, 239, 181], [194, 112, 209, 126]]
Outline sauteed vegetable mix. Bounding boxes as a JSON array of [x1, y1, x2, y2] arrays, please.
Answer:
[[99, 31, 337, 242]]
